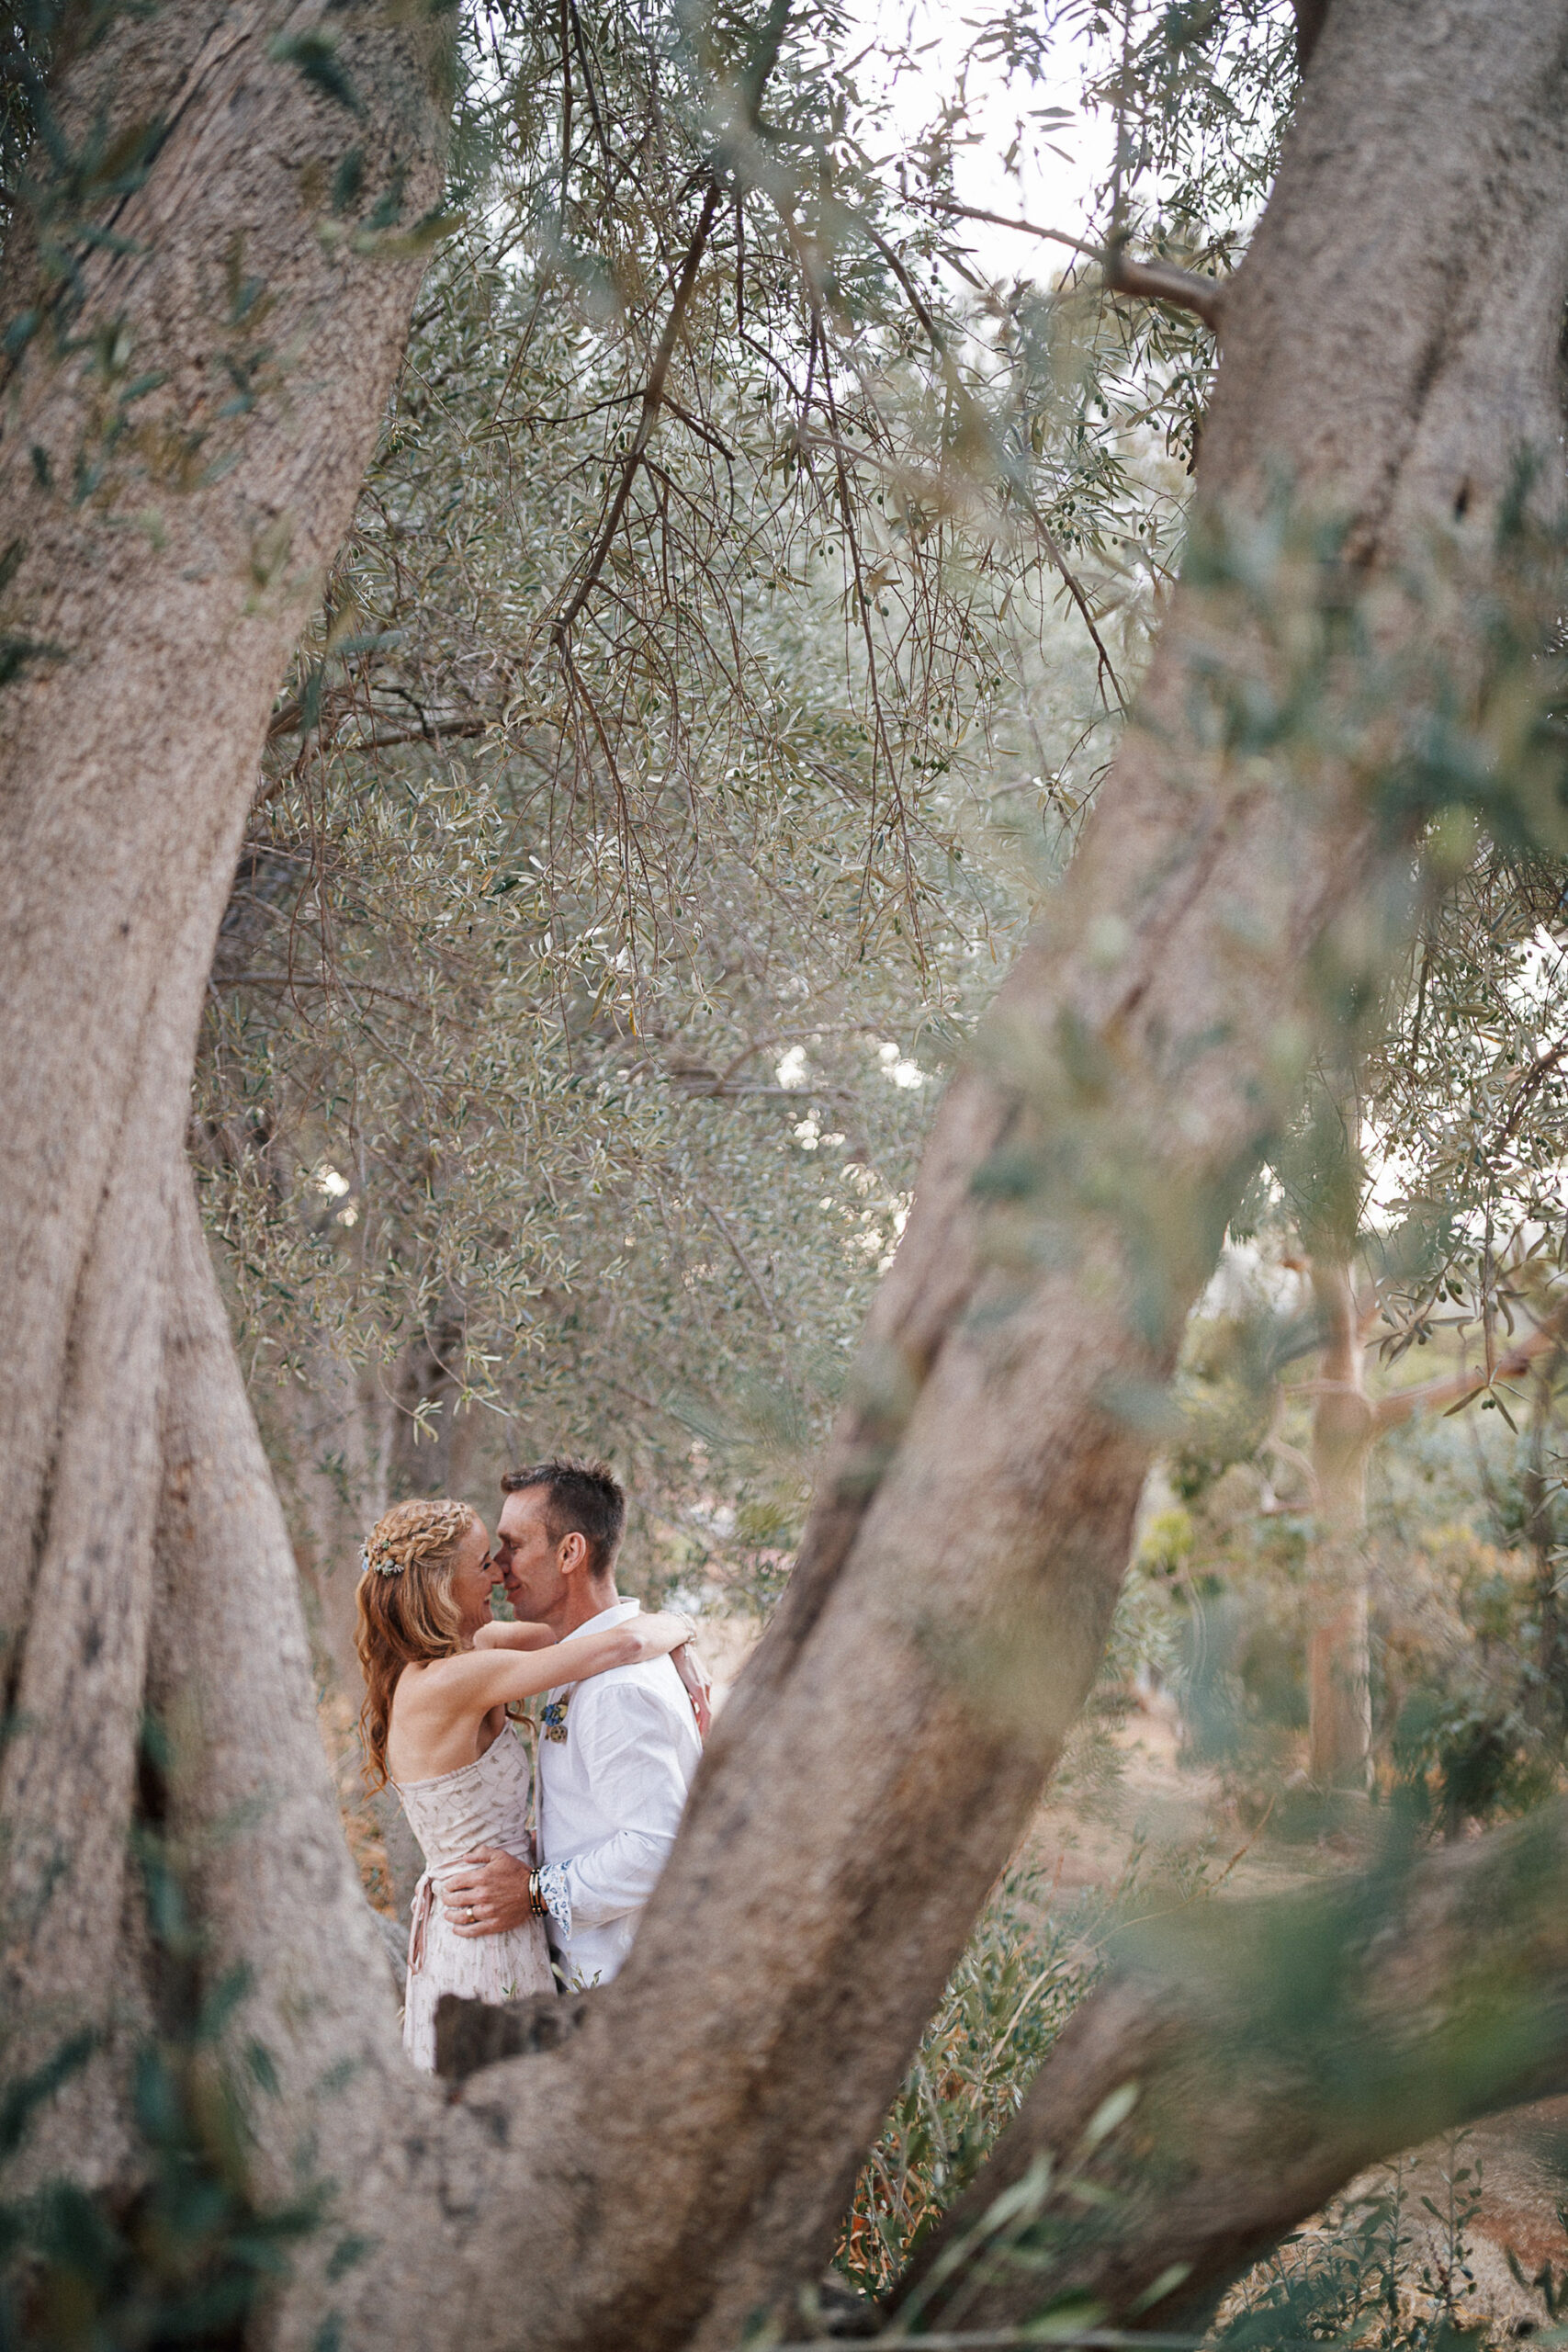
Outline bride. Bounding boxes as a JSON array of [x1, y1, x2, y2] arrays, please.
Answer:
[[355, 1496, 697, 2069]]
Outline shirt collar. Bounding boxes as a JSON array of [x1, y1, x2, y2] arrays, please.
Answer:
[[571, 1597, 640, 1640]]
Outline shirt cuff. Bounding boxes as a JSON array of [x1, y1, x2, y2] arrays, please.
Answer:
[[536, 1861, 571, 1941]]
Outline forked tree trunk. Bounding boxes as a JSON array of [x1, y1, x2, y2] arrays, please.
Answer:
[[1301, 1257, 1566, 1792], [3, 6, 1568, 2351]]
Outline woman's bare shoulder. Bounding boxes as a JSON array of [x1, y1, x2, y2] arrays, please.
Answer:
[[392, 1652, 494, 1709]]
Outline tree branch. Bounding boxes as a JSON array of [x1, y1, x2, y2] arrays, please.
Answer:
[[918, 195, 1226, 336], [917, 196, 1100, 260], [702, 1196, 786, 1331], [553, 177, 725, 642], [1103, 240, 1227, 335], [553, 0, 793, 644], [1498, 1041, 1568, 1148], [1371, 1299, 1568, 1433]]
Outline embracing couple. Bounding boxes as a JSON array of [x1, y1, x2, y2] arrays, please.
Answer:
[[354, 1458, 709, 2070]]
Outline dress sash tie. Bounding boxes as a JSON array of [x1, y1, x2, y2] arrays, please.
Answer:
[[407, 1871, 434, 1976]]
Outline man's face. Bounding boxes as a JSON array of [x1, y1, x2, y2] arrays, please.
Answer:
[[493, 1487, 570, 1625]]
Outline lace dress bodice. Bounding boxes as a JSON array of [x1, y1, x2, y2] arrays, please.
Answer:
[[391, 1723, 554, 2068], [394, 1718, 536, 1872]]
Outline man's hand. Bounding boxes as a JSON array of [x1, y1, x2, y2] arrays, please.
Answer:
[[672, 1640, 713, 1741], [440, 1846, 533, 1938]]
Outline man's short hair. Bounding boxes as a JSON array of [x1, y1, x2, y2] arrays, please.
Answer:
[[501, 1456, 626, 1577]]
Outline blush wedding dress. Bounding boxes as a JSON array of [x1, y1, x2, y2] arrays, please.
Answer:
[[391, 1721, 554, 2069]]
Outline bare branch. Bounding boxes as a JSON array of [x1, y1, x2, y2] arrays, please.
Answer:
[[553, 177, 726, 643], [918, 195, 1226, 334], [1104, 238, 1227, 335], [917, 196, 1100, 260], [701, 1197, 785, 1330]]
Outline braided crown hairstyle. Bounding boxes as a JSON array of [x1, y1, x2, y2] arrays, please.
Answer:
[[355, 1498, 478, 1790]]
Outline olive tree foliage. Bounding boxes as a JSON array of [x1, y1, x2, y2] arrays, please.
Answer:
[[197, 0, 1219, 1609]]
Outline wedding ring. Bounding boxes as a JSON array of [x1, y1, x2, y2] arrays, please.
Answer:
[[466, 1905, 477, 1924]]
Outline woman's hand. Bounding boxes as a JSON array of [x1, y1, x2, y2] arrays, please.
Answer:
[[672, 1638, 713, 1741]]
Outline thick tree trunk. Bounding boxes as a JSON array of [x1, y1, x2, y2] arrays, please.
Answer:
[[0, 0, 451, 2175], [894, 1799, 1568, 2335], [2, 5, 1567, 2350], [150, 1181, 463, 2335]]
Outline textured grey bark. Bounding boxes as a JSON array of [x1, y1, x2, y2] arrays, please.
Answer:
[[258, 1341, 390, 1694], [895, 1800, 1568, 2335], [151, 1180, 458, 2337], [0, 0, 453, 2186], [1292, 0, 1332, 71], [1, 3, 1566, 2349]]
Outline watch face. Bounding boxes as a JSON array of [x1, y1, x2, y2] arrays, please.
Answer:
[[541, 1693, 570, 1744]]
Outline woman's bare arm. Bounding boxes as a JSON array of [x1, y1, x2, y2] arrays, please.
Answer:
[[392, 1611, 697, 1772], [471, 1619, 554, 1652]]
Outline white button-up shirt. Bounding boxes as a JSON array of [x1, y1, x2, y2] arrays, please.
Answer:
[[536, 1598, 701, 1987]]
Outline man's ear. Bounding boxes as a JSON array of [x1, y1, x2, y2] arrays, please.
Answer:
[[559, 1529, 588, 1577]]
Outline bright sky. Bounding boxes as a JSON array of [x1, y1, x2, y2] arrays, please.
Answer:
[[849, 0, 1113, 277]]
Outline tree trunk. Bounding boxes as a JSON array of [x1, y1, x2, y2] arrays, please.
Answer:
[[1306, 1257, 1375, 1788], [0, 0, 453, 2178], [259, 1342, 389, 1694], [894, 1798, 1568, 2336], [256, 1340, 428, 1920], [3, 5, 1567, 2350]]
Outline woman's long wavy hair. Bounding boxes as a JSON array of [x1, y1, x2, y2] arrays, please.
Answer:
[[355, 1498, 476, 1790]]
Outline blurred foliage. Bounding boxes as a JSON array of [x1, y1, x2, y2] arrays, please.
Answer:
[[834, 1860, 1099, 2301], [1145, 1250, 1568, 1838], [0, 1727, 328, 2347], [1221, 2138, 1492, 2351]]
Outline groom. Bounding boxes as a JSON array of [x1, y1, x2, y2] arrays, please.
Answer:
[[441, 1457, 705, 1986]]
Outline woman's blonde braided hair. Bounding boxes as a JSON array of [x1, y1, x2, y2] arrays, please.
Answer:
[[361, 1496, 474, 1578], [355, 1498, 479, 1789]]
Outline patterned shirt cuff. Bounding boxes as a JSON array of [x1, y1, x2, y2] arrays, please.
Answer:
[[536, 1862, 571, 1940]]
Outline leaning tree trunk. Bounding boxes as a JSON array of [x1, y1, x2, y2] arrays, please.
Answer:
[[455, 9, 1568, 2346], [3, 6, 1568, 2352], [895, 1795, 1568, 2337]]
